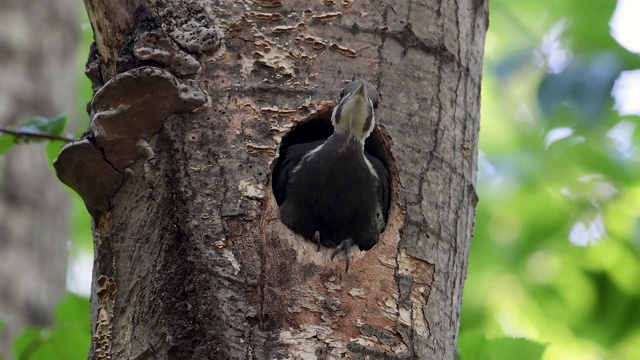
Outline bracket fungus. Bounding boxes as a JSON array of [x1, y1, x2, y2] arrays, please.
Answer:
[[54, 67, 206, 214]]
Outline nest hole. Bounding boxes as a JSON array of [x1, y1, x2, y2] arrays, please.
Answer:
[[271, 106, 393, 217]]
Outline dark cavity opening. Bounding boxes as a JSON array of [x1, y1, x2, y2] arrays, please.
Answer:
[[271, 107, 391, 211]]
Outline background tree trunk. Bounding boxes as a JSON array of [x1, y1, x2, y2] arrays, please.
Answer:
[[71, 0, 487, 358], [0, 0, 78, 357]]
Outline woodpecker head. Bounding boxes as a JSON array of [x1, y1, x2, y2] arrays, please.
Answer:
[[331, 80, 379, 142]]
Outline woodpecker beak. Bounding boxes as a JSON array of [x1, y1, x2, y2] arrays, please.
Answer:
[[332, 81, 376, 141], [347, 83, 369, 113], [354, 82, 367, 100], [345, 83, 367, 120], [347, 83, 373, 139]]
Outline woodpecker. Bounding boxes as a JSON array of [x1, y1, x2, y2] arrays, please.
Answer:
[[276, 80, 390, 271]]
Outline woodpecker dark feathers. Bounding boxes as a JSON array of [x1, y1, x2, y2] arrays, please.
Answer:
[[276, 80, 390, 271]]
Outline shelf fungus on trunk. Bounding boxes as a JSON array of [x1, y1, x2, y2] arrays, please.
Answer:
[[54, 3, 221, 216], [54, 67, 206, 215]]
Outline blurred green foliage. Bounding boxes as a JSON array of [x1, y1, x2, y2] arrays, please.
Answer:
[[459, 331, 546, 360], [12, 294, 90, 360], [4, 0, 640, 359], [6, 9, 95, 360], [460, 0, 640, 359], [70, 11, 95, 253], [0, 115, 69, 156]]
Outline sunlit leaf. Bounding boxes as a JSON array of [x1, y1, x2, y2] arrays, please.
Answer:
[[18, 116, 52, 134], [46, 140, 65, 166], [70, 193, 93, 250], [13, 327, 45, 360], [12, 293, 90, 360], [464, 1, 640, 360], [458, 332, 546, 360], [54, 293, 90, 324], [46, 115, 68, 136], [458, 331, 487, 359], [0, 134, 14, 154], [487, 338, 547, 360], [19, 115, 68, 137], [559, 0, 620, 53]]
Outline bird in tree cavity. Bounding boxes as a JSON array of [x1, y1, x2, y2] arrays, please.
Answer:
[[276, 80, 390, 272]]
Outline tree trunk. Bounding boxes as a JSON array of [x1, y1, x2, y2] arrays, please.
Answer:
[[58, 0, 486, 358], [0, 0, 78, 357]]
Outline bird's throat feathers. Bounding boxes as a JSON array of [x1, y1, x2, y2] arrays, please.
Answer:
[[324, 132, 365, 154]]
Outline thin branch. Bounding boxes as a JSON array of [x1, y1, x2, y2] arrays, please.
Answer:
[[0, 126, 76, 142]]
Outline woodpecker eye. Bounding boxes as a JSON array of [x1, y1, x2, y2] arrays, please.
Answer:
[[371, 97, 379, 110]]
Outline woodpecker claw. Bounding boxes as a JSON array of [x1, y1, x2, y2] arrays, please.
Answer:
[[331, 238, 354, 272], [313, 231, 321, 251]]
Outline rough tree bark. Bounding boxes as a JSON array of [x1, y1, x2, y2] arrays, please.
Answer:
[[56, 0, 486, 358], [0, 0, 78, 357]]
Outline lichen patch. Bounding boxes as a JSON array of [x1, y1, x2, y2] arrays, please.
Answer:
[[222, 249, 241, 275], [279, 325, 337, 359], [238, 179, 265, 199], [396, 248, 434, 339], [348, 288, 366, 298]]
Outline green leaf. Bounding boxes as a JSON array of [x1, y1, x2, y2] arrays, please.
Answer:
[[0, 134, 14, 154], [0, 316, 5, 360], [458, 331, 488, 359], [19, 115, 68, 136], [464, 1, 640, 359], [487, 338, 546, 360], [46, 115, 68, 136], [13, 327, 45, 360], [458, 332, 546, 360], [13, 293, 90, 360], [46, 140, 65, 166], [18, 116, 51, 134], [558, 0, 619, 53], [54, 293, 90, 324], [70, 193, 94, 250]]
